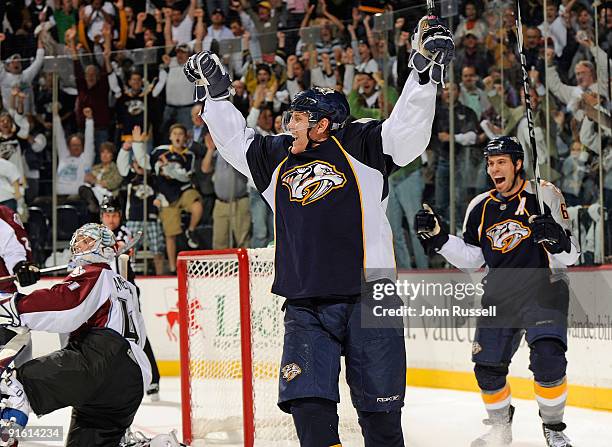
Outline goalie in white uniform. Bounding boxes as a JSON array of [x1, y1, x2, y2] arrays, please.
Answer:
[[0, 223, 151, 446], [183, 14, 455, 447]]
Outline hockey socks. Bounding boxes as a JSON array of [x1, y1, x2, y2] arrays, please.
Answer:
[[357, 410, 404, 447], [289, 398, 341, 447], [481, 383, 511, 420], [535, 377, 568, 425]]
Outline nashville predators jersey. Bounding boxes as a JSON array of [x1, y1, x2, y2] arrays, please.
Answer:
[[246, 120, 395, 299], [201, 71, 437, 300], [462, 179, 576, 271]]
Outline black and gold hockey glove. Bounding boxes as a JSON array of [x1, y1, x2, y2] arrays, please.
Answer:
[[414, 204, 449, 253]]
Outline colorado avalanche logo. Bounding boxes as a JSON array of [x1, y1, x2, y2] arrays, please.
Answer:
[[485, 219, 531, 253], [281, 161, 346, 206]]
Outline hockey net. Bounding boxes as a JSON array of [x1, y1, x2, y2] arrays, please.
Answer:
[[177, 248, 362, 447]]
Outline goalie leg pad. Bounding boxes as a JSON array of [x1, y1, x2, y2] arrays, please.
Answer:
[[0, 369, 31, 428]]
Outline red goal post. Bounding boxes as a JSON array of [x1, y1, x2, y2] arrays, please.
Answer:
[[177, 248, 361, 447]]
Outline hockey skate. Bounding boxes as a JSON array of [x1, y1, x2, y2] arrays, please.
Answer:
[[120, 428, 188, 447], [146, 383, 160, 402], [471, 405, 514, 447], [542, 422, 573, 447]]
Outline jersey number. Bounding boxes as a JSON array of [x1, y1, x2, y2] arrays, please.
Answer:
[[118, 298, 140, 344], [560, 203, 569, 220]]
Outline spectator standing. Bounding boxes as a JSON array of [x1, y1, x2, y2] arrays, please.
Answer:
[[202, 140, 250, 250], [168, 0, 197, 45], [458, 65, 492, 121], [117, 127, 166, 276], [246, 105, 274, 248], [79, 142, 123, 215], [148, 124, 203, 273], [0, 32, 45, 114], [433, 83, 481, 227], [207, 8, 234, 41], [158, 45, 197, 136], [454, 1, 488, 42], [54, 105, 95, 199]]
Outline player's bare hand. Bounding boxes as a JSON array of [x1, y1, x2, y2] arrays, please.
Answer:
[[438, 132, 450, 142]]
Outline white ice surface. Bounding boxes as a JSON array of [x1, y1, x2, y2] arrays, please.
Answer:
[[18, 377, 612, 446]]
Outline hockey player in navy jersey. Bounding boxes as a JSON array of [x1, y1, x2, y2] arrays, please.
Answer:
[[415, 137, 579, 447], [183, 14, 455, 447], [0, 223, 151, 446]]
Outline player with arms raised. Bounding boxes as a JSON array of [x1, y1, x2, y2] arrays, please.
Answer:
[[415, 137, 579, 447], [183, 13, 454, 447], [0, 223, 151, 446]]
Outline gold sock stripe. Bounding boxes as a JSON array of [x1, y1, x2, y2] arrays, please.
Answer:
[[481, 384, 511, 405], [534, 378, 568, 400]]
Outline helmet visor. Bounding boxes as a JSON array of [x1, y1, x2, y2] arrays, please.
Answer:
[[281, 110, 318, 133]]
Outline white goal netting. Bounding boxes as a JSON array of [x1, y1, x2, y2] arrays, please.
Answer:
[[178, 248, 362, 447]]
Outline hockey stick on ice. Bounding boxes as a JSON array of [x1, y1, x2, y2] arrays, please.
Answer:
[[0, 231, 143, 284], [514, 0, 545, 216]]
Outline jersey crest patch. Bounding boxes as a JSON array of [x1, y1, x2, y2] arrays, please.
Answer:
[[485, 219, 531, 253], [281, 160, 346, 206], [281, 362, 302, 382]]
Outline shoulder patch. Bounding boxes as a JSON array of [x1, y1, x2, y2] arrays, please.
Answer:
[[69, 266, 86, 277], [67, 282, 80, 291]]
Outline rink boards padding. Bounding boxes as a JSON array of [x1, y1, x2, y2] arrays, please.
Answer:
[[20, 267, 612, 412]]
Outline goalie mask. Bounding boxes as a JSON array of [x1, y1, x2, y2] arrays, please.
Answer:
[[70, 223, 117, 266]]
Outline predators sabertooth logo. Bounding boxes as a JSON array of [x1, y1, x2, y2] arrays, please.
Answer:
[[486, 219, 531, 253], [281, 363, 302, 382], [281, 161, 346, 206]]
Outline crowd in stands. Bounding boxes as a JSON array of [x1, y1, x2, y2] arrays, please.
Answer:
[[0, 0, 610, 273]]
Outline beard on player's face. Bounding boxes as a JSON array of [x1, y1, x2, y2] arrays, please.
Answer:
[[487, 155, 523, 196]]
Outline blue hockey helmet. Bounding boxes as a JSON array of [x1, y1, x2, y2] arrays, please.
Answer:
[[484, 136, 524, 164], [281, 87, 350, 133]]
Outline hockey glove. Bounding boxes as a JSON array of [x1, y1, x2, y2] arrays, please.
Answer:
[[13, 261, 40, 288], [529, 214, 571, 254], [414, 204, 449, 253], [0, 294, 20, 328], [409, 16, 455, 86], [183, 51, 234, 102]]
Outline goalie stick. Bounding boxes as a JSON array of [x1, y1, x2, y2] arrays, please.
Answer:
[[0, 231, 143, 284]]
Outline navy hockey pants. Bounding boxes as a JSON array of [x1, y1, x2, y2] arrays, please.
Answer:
[[279, 298, 406, 446]]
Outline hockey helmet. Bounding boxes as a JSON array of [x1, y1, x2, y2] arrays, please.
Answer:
[[70, 223, 117, 266], [281, 87, 350, 133], [100, 196, 122, 215], [483, 136, 524, 164]]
